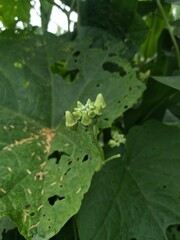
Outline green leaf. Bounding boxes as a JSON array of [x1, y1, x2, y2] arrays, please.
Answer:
[[165, 0, 180, 5], [153, 75, 180, 90], [0, 34, 145, 129], [0, 34, 145, 239], [141, 8, 168, 59], [80, 0, 138, 39], [0, 0, 31, 28], [77, 121, 180, 240], [0, 217, 16, 239], [124, 80, 174, 129], [0, 119, 102, 240]]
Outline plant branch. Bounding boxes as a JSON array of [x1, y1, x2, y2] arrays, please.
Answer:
[[47, 0, 68, 14], [156, 0, 180, 68]]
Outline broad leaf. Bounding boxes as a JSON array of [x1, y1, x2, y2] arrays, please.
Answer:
[[0, 34, 145, 239], [0, 119, 102, 240], [153, 75, 180, 90], [0, 34, 145, 128], [77, 121, 180, 240]]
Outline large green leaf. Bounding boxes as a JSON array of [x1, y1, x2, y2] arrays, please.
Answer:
[[0, 34, 145, 129], [77, 121, 180, 240], [0, 34, 145, 239], [0, 118, 102, 240]]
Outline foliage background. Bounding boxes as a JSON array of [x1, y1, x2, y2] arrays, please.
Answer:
[[0, 0, 180, 239]]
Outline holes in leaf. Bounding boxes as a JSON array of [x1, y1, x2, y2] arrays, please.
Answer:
[[68, 160, 72, 165], [48, 151, 69, 164], [177, 225, 180, 231], [50, 60, 79, 82], [30, 212, 35, 217], [163, 185, 167, 189], [124, 105, 128, 109], [24, 204, 31, 209], [73, 51, 80, 62], [48, 195, 65, 206], [96, 83, 101, 88], [166, 224, 180, 239], [64, 168, 71, 176], [73, 50, 80, 57], [108, 53, 116, 57], [82, 154, 89, 162], [130, 238, 137, 240], [104, 118, 109, 121], [103, 62, 126, 76]]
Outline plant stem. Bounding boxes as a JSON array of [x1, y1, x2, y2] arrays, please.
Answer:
[[104, 154, 121, 165], [90, 124, 104, 163], [76, 0, 81, 31], [156, 0, 180, 68]]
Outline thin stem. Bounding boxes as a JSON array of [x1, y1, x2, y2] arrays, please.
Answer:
[[156, 0, 180, 68], [93, 125, 104, 162], [47, 0, 68, 14], [104, 154, 121, 165], [67, 0, 76, 32], [76, 0, 80, 30]]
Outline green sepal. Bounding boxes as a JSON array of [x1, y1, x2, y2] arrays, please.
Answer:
[[81, 112, 92, 126], [77, 101, 84, 109], [88, 110, 96, 118], [94, 93, 106, 109], [72, 111, 82, 120], [65, 111, 78, 127]]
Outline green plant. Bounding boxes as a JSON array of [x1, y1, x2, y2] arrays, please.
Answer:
[[0, 1, 180, 240]]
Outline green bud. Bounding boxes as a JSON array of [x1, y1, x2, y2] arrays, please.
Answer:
[[81, 112, 92, 126], [77, 101, 84, 109], [86, 99, 92, 106], [88, 110, 96, 118], [94, 93, 106, 109], [109, 131, 126, 147], [72, 111, 81, 120], [94, 105, 103, 116], [108, 139, 120, 148], [65, 111, 78, 127]]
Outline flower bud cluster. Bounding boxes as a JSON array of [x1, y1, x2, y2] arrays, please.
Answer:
[[108, 130, 126, 148], [65, 93, 106, 127]]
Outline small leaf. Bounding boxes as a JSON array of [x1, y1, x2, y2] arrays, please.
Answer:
[[153, 75, 180, 90]]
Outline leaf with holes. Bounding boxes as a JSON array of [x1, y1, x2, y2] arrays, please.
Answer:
[[0, 34, 145, 129], [77, 121, 180, 240], [0, 117, 102, 240], [0, 33, 145, 239]]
